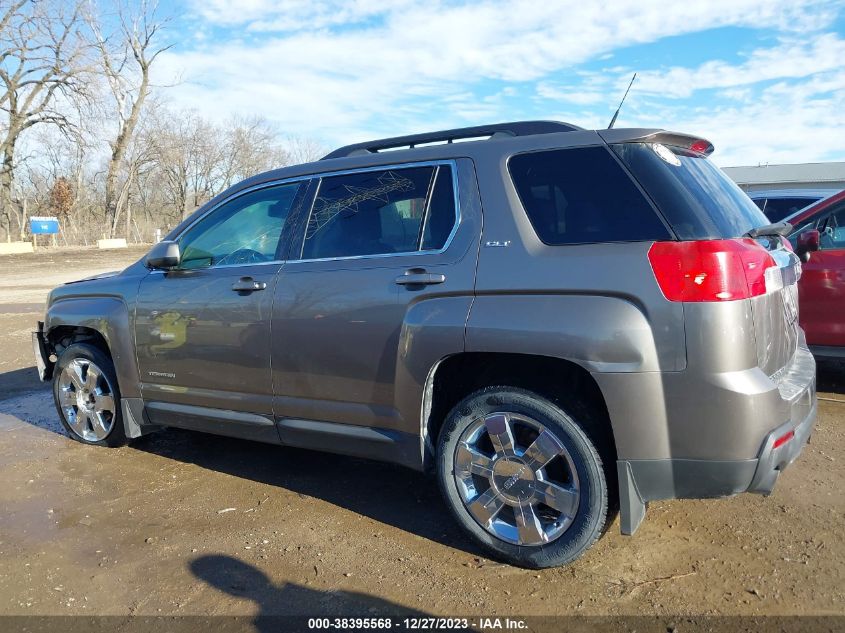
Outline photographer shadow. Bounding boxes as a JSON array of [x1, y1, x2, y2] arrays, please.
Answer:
[[190, 554, 438, 632]]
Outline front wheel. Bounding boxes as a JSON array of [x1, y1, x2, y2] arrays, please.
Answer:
[[437, 387, 609, 568], [52, 343, 126, 447]]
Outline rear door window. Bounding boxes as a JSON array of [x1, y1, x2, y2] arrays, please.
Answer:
[[300, 164, 457, 260], [508, 146, 671, 245], [612, 143, 769, 239]]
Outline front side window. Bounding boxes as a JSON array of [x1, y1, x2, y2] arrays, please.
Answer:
[[300, 164, 457, 260], [508, 146, 670, 245], [819, 205, 845, 250], [179, 182, 302, 269]]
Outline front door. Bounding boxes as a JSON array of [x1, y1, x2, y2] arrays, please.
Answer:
[[799, 201, 845, 348], [135, 180, 306, 428]]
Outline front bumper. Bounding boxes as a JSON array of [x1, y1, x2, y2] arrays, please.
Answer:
[[32, 321, 53, 382]]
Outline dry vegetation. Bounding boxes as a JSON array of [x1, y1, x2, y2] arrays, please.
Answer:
[[0, 0, 324, 245]]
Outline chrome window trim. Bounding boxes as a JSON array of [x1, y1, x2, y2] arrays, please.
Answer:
[[174, 176, 312, 244], [148, 259, 285, 274], [288, 159, 461, 264], [148, 176, 313, 274]]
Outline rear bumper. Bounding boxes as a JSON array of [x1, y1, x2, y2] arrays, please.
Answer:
[[747, 392, 817, 495], [617, 343, 817, 534]]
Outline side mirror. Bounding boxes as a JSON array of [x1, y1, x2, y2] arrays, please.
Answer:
[[145, 240, 181, 269], [795, 229, 820, 263]]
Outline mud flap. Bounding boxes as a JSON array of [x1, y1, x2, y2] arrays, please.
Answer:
[[121, 398, 153, 439], [617, 460, 646, 535]]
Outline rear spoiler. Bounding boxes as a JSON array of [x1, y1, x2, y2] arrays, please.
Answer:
[[598, 128, 714, 156]]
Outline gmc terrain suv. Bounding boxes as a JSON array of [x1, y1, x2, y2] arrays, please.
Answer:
[[33, 121, 817, 568]]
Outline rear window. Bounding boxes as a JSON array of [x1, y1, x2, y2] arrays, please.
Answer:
[[757, 197, 816, 223], [508, 146, 671, 245], [612, 142, 769, 239]]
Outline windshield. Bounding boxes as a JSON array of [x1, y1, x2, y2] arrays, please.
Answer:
[[612, 142, 770, 239]]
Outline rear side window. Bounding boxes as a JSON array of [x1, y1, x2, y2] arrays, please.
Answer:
[[612, 143, 769, 239], [508, 146, 670, 245], [301, 164, 457, 259]]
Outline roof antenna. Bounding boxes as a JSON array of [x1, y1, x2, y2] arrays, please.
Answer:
[[607, 73, 637, 129]]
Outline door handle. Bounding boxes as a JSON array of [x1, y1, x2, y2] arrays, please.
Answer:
[[394, 270, 446, 286], [231, 277, 267, 293]]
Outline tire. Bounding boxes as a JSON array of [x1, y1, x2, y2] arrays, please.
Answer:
[[437, 386, 609, 568], [52, 343, 126, 447]]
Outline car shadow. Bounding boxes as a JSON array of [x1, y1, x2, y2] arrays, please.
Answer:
[[189, 554, 439, 629], [0, 365, 48, 401], [816, 359, 845, 396], [132, 426, 486, 557]]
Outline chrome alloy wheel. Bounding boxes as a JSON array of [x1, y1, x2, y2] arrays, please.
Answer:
[[57, 358, 116, 442], [453, 412, 580, 546]]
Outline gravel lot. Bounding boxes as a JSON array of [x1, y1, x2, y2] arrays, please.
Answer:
[[0, 247, 843, 622]]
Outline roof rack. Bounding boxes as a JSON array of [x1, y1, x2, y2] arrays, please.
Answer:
[[321, 120, 582, 160]]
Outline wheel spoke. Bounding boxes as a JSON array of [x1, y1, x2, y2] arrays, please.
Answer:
[[514, 503, 547, 545], [71, 410, 89, 434], [93, 394, 115, 415], [83, 364, 100, 391], [68, 361, 86, 390], [485, 414, 515, 457], [467, 487, 505, 527], [535, 480, 579, 518], [523, 430, 564, 471], [58, 389, 76, 407], [455, 442, 494, 479], [91, 412, 110, 439]]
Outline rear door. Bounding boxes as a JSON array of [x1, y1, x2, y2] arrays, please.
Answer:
[[271, 160, 477, 436], [798, 201, 845, 347]]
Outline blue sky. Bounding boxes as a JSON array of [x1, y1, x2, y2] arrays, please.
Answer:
[[151, 0, 845, 166]]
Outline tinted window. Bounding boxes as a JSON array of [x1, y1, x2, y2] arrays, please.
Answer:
[[508, 146, 670, 245], [301, 165, 457, 259], [760, 197, 816, 223], [820, 204, 845, 250], [612, 143, 769, 239], [422, 166, 456, 250], [179, 182, 301, 269]]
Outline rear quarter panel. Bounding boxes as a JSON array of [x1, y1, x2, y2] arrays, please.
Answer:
[[466, 143, 688, 460]]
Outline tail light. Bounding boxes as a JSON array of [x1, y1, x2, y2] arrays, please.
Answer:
[[648, 239, 777, 302]]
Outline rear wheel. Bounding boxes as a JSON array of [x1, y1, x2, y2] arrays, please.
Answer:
[[52, 343, 126, 447], [437, 387, 609, 568]]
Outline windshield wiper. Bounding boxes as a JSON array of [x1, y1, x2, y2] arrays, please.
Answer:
[[745, 221, 793, 238]]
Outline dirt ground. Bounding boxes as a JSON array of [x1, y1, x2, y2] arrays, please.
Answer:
[[0, 247, 843, 622]]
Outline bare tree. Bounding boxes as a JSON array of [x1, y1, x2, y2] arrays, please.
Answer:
[[0, 0, 92, 241], [284, 134, 327, 165], [90, 0, 169, 237]]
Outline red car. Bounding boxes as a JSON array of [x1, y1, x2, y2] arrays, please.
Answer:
[[789, 189, 845, 358]]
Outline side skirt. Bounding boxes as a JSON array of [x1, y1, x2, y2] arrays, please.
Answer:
[[139, 400, 423, 469]]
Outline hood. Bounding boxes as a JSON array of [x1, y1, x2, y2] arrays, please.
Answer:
[[65, 270, 122, 285]]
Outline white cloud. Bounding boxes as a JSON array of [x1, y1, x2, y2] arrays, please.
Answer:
[[154, 0, 845, 163], [633, 33, 845, 98]]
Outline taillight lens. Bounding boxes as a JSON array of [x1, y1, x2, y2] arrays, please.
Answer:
[[648, 239, 777, 302]]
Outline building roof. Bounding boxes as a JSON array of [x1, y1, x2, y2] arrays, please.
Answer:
[[723, 162, 845, 186]]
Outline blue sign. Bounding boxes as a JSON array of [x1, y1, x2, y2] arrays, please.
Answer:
[[30, 216, 60, 234]]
